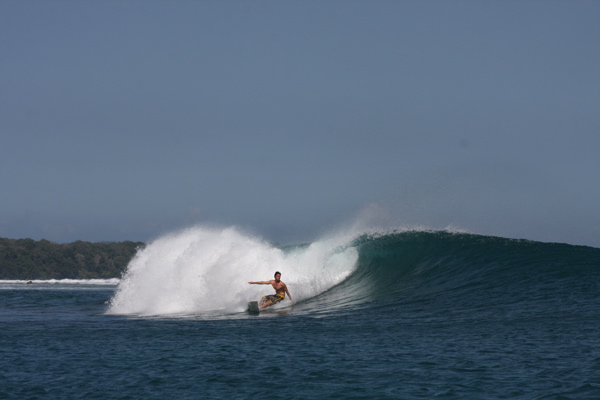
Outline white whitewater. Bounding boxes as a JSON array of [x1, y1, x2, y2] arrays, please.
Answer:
[[107, 225, 359, 315]]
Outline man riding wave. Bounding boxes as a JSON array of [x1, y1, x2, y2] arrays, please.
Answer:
[[248, 271, 293, 309]]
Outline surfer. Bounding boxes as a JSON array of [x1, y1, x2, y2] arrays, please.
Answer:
[[248, 271, 294, 309]]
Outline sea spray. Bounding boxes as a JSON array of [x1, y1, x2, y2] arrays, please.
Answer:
[[107, 225, 359, 315]]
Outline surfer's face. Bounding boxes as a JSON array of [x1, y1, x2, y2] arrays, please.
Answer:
[[274, 274, 281, 282]]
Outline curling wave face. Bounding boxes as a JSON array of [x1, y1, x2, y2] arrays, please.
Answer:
[[107, 225, 600, 318]]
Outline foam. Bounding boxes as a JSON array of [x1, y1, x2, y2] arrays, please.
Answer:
[[107, 225, 359, 315]]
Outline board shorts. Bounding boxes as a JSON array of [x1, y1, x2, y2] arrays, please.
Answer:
[[264, 294, 285, 305]]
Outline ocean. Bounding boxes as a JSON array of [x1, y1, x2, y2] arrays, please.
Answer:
[[1, 227, 599, 399]]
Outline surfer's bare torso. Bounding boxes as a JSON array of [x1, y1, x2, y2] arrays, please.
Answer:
[[271, 279, 287, 296]]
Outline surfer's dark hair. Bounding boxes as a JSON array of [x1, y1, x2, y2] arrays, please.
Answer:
[[274, 271, 281, 277]]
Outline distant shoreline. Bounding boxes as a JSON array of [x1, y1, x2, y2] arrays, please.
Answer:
[[0, 278, 120, 285], [0, 237, 144, 280]]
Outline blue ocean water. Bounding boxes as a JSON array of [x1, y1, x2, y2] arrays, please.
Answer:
[[1, 228, 599, 399]]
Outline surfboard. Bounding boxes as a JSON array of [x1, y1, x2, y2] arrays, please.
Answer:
[[247, 301, 260, 313]]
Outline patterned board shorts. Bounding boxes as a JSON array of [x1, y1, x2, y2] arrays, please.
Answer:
[[264, 294, 285, 304]]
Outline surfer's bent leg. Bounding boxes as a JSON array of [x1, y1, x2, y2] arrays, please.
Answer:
[[259, 296, 268, 308], [260, 295, 284, 309]]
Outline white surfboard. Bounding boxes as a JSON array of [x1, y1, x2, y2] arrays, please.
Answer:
[[247, 301, 260, 313]]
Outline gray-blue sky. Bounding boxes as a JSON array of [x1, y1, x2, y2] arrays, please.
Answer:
[[2, 1, 599, 247]]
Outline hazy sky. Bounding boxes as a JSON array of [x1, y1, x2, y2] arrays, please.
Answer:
[[2, 1, 599, 247]]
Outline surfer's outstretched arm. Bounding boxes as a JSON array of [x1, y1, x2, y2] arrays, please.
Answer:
[[248, 281, 272, 285]]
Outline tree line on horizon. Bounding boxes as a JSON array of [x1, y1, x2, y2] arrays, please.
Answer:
[[0, 237, 145, 279]]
